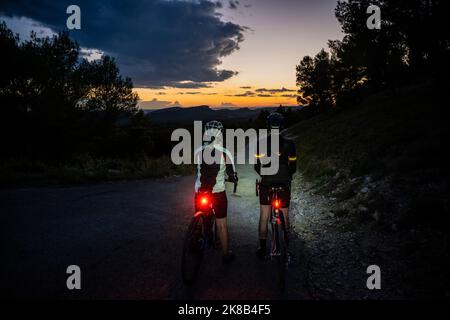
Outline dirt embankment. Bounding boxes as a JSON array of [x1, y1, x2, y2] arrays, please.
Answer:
[[290, 173, 449, 299], [286, 84, 450, 299]]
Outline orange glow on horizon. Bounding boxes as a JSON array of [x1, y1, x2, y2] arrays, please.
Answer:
[[134, 86, 299, 109]]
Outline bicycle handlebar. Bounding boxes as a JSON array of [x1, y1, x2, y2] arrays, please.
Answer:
[[226, 172, 238, 194]]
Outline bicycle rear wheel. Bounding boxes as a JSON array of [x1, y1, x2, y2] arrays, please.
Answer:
[[181, 213, 205, 284], [274, 212, 287, 291]]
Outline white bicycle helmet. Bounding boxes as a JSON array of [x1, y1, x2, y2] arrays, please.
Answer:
[[204, 120, 224, 140]]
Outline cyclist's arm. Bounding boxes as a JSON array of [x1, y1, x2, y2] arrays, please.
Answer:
[[226, 163, 237, 182], [224, 150, 238, 182], [254, 158, 261, 176], [254, 143, 263, 176]]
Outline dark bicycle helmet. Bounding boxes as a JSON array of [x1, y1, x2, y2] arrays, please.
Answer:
[[267, 112, 284, 129]]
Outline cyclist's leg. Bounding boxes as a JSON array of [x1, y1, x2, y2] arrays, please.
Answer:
[[257, 205, 271, 257], [280, 207, 290, 247], [258, 205, 271, 239], [257, 184, 271, 257], [213, 192, 234, 263], [217, 217, 235, 264], [279, 185, 292, 247], [216, 217, 229, 254]]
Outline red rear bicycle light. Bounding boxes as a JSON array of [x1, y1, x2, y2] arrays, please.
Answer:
[[197, 195, 210, 207], [273, 199, 281, 209]]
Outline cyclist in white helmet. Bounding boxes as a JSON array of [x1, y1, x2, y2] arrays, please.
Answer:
[[194, 120, 238, 264]]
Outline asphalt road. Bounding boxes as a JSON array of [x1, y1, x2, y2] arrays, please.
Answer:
[[1, 164, 309, 299]]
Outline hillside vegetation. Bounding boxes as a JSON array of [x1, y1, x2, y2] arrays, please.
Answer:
[[286, 83, 449, 298], [290, 82, 450, 229]]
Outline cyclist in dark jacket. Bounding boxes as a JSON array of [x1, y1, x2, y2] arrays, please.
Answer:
[[254, 113, 297, 259]]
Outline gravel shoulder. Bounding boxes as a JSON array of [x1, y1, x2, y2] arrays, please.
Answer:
[[290, 173, 449, 299]]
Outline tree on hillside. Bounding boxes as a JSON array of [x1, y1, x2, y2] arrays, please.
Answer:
[[296, 0, 449, 112], [0, 22, 19, 92], [335, 0, 449, 86], [335, 0, 407, 90], [75, 56, 138, 115], [296, 49, 335, 110], [0, 23, 144, 160]]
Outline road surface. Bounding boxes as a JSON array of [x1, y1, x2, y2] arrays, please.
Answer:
[[1, 165, 309, 299]]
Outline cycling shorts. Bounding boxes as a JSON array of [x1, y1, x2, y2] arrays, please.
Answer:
[[195, 191, 228, 219], [259, 184, 291, 207]]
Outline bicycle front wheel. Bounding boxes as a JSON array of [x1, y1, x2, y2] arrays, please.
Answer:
[[181, 213, 205, 284]]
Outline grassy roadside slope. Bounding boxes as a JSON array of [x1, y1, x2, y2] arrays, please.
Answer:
[[286, 83, 450, 298], [292, 83, 448, 185], [289, 83, 450, 227]]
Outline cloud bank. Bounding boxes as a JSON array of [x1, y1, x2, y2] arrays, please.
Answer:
[[0, 0, 246, 88]]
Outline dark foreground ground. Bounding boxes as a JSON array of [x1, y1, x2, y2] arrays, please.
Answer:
[[0, 165, 310, 299], [2, 162, 446, 299]]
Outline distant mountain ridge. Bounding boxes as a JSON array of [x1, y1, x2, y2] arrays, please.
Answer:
[[143, 105, 293, 123]]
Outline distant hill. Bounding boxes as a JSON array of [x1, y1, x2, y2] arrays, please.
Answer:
[[145, 105, 261, 123], [143, 105, 303, 123]]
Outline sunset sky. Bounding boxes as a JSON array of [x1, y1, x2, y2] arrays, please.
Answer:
[[1, 0, 343, 108]]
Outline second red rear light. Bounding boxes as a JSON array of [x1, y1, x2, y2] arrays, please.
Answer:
[[273, 199, 281, 209]]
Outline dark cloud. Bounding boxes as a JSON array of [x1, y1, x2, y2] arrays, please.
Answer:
[[234, 91, 255, 97], [281, 94, 297, 98], [240, 86, 252, 89], [257, 94, 273, 98], [256, 87, 296, 93], [0, 0, 246, 87], [166, 81, 213, 89], [229, 1, 240, 10], [176, 90, 217, 95]]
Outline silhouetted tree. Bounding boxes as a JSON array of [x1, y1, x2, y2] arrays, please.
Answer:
[[295, 0, 449, 112], [296, 49, 335, 110], [75, 56, 138, 115], [0, 23, 146, 161]]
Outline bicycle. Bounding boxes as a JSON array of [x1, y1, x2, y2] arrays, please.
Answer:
[[181, 176, 238, 284], [256, 179, 289, 291]]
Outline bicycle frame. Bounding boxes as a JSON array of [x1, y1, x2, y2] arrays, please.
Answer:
[[182, 180, 237, 284], [269, 187, 287, 258], [268, 186, 288, 291], [194, 193, 217, 250]]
